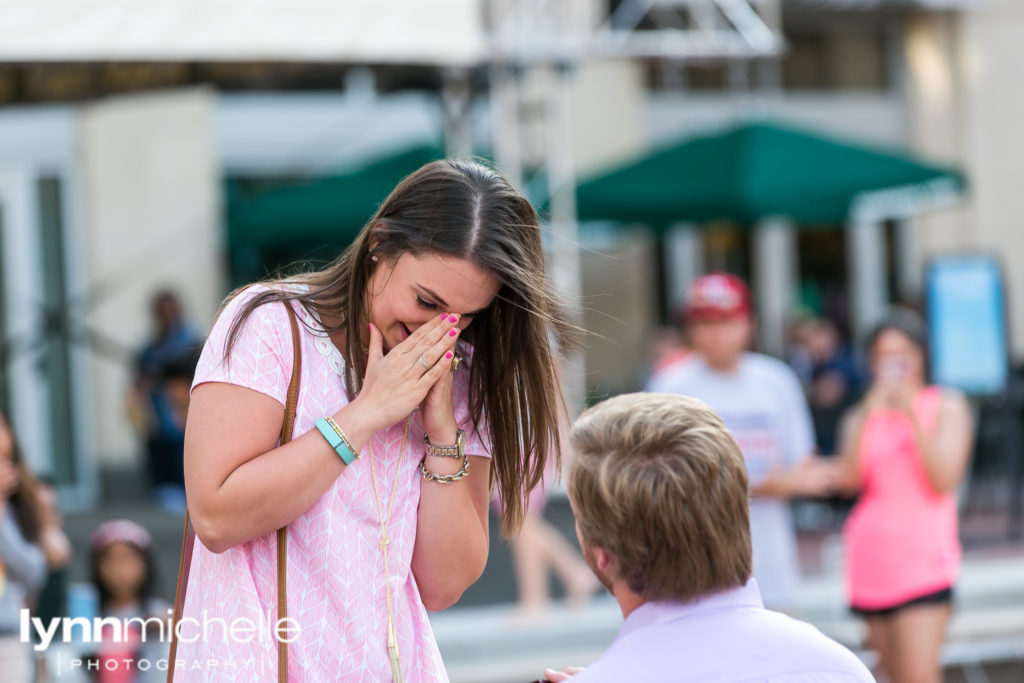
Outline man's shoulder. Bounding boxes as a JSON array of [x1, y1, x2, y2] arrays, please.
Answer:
[[750, 610, 874, 680], [572, 603, 872, 683], [647, 357, 705, 392]]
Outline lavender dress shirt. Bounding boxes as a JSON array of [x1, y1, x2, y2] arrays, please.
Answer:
[[570, 580, 874, 682]]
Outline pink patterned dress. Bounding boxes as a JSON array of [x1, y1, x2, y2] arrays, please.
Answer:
[[175, 285, 491, 681]]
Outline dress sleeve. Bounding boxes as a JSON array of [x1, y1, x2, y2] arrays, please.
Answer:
[[191, 286, 296, 407]]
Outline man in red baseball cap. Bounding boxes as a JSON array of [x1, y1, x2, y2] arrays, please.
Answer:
[[647, 273, 832, 613]]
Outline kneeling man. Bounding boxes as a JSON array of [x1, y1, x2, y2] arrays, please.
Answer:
[[545, 393, 873, 682]]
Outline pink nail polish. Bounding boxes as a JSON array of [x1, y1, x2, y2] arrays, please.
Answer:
[[445, 351, 453, 359], [449, 329, 457, 337], [448, 315, 458, 323], [441, 313, 447, 320]]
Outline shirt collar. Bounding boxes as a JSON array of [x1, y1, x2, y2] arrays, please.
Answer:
[[618, 579, 764, 638]]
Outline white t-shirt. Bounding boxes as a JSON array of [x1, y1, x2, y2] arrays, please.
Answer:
[[646, 353, 815, 610]]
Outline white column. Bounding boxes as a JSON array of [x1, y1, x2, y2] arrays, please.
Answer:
[[442, 68, 473, 160], [489, 63, 523, 187], [753, 216, 798, 357], [59, 169, 100, 512], [544, 63, 585, 416], [664, 222, 703, 319], [0, 167, 53, 477], [895, 217, 923, 301], [846, 214, 888, 342]]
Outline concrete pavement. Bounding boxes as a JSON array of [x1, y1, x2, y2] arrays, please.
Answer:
[[60, 483, 1024, 683]]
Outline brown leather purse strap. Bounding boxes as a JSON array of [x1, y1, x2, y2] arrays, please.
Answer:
[[166, 514, 195, 680], [276, 303, 302, 681], [167, 301, 303, 683]]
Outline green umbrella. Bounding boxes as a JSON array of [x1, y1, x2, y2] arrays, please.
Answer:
[[227, 144, 446, 250], [574, 121, 966, 227]]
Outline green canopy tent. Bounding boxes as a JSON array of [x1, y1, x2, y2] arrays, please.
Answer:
[[571, 120, 968, 352], [574, 120, 965, 227], [225, 144, 445, 283], [227, 144, 446, 248]]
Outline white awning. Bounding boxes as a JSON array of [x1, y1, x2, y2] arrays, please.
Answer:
[[784, 0, 976, 9], [0, 0, 486, 66]]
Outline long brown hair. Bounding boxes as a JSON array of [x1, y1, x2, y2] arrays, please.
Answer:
[[222, 159, 576, 534], [0, 412, 44, 544]]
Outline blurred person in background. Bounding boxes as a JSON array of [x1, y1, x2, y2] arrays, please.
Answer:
[[786, 315, 817, 392], [180, 160, 572, 680], [127, 290, 200, 513], [541, 393, 873, 683], [87, 520, 169, 683], [803, 317, 863, 456], [834, 310, 972, 683], [160, 349, 201, 432], [0, 411, 49, 680], [646, 273, 833, 612], [642, 307, 692, 384], [643, 326, 688, 381]]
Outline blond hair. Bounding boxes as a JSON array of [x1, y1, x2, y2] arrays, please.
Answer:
[[568, 393, 752, 602]]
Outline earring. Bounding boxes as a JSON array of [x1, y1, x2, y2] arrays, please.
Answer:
[[371, 255, 378, 263]]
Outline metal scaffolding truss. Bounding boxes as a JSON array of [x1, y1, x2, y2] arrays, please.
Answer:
[[488, 0, 785, 63], [606, 0, 783, 58], [484, 2, 784, 411]]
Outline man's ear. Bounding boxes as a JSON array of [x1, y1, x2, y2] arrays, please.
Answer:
[[595, 547, 615, 573]]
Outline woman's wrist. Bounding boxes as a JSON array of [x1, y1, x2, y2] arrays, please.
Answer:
[[332, 397, 381, 452], [423, 420, 464, 477], [422, 454, 465, 477], [425, 424, 458, 447]]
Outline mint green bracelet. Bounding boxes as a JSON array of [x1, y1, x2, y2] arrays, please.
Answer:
[[315, 417, 357, 466]]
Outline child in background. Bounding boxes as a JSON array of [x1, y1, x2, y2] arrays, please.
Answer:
[[160, 349, 200, 434], [88, 520, 170, 683]]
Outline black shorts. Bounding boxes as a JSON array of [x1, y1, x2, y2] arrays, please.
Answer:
[[850, 586, 953, 618]]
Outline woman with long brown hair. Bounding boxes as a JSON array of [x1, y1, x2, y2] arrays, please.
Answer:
[[178, 159, 573, 681], [0, 410, 48, 680]]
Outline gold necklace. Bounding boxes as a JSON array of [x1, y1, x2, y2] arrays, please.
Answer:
[[366, 416, 411, 683]]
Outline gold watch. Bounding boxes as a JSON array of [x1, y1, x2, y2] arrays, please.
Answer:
[[424, 429, 466, 458]]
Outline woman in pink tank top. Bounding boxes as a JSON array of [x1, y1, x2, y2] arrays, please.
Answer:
[[835, 310, 973, 683]]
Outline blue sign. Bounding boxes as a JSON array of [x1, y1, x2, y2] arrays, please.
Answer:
[[926, 255, 1008, 395]]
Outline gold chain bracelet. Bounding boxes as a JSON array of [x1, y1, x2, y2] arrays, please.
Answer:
[[419, 454, 470, 484], [323, 416, 360, 459]]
